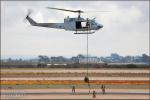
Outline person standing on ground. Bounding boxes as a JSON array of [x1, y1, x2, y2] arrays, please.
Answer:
[[72, 86, 75, 93], [93, 90, 96, 98], [101, 84, 106, 94], [101, 84, 103, 94]]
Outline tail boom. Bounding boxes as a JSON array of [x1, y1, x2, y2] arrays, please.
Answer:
[[26, 16, 64, 29]]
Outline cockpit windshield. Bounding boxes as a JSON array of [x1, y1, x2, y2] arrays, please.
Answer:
[[69, 18, 74, 22], [91, 21, 96, 25]]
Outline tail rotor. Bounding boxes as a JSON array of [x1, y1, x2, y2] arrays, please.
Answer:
[[23, 9, 32, 23]]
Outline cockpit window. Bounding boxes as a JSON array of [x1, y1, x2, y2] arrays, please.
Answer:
[[69, 18, 73, 21], [91, 22, 95, 25]]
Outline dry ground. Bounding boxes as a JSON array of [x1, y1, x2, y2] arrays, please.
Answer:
[[1, 68, 149, 99], [1, 88, 149, 99]]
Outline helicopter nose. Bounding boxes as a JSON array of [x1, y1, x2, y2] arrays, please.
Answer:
[[98, 24, 103, 29]]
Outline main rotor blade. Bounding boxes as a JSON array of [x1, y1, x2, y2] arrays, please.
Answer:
[[46, 7, 84, 13]]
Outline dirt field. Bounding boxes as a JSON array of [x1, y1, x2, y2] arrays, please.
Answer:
[[2, 68, 149, 77], [1, 89, 149, 99], [1, 77, 149, 80], [1, 68, 149, 99], [1, 68, 149, 73]]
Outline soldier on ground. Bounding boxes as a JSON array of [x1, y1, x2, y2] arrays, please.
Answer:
[[72, 86, 75, 93], [93, 90, 96, 98], [101, 84, 106, 94]]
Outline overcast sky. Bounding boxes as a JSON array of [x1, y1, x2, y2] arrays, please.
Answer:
[[1, 1, 149, 59]]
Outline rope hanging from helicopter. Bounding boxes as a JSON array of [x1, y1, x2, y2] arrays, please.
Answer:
[[87, 31, 91, 93], [86, 32, 89, 77], [83, 25, 91, 93]]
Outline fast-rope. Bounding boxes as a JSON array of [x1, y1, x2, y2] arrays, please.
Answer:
[[87, 33, 91, 93], [84, 30, 91, 94], [86, 21, 89, 78]]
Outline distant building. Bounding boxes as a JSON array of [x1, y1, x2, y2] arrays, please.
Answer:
[[50, 56, 71, 64], [70, 56, 79, 64], [29, 59, 39, 64], [79, 56, 103, 64], [110, 53, 123, 63]]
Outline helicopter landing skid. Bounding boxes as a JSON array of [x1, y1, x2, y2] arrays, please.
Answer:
[[74, 31, 95, 34]]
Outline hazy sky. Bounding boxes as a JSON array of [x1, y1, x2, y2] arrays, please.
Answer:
[[1, 1, 149, 59]]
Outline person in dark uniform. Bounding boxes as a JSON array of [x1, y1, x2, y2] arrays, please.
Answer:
[[72, 86, 75, 93], [101, 84, 106, 94], [93, 90, 96, 98], [101, 84, 103, 93]]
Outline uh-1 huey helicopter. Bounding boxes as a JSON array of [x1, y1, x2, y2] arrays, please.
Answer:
[[25, 7, 104, 34]]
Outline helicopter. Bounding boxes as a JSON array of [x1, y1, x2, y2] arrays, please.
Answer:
[[26, 7, 103, 34]]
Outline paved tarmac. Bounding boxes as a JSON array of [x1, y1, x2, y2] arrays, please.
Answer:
[[1, 89, 149, 99]]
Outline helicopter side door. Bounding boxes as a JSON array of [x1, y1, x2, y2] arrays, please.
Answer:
[[76, 21, 82, 29], [76, 21, 89, 31]]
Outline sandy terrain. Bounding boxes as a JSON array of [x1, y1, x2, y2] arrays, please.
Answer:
[[1, 68, 149, 99], [1, 77, 149, 80], [2, 94, 149, 99], [1, 88, 149, 93], [1, 89, 149, 99], [2, 69, 149, 73]]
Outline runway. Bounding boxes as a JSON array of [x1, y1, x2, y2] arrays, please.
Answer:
[[2, 91, 149, 95], [1, 89, 149, 99], [1, 68, 149, 99]]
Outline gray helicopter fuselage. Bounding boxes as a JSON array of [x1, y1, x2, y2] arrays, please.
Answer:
[[26, 15, 103, 32], [63, 17, 103, 31]]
